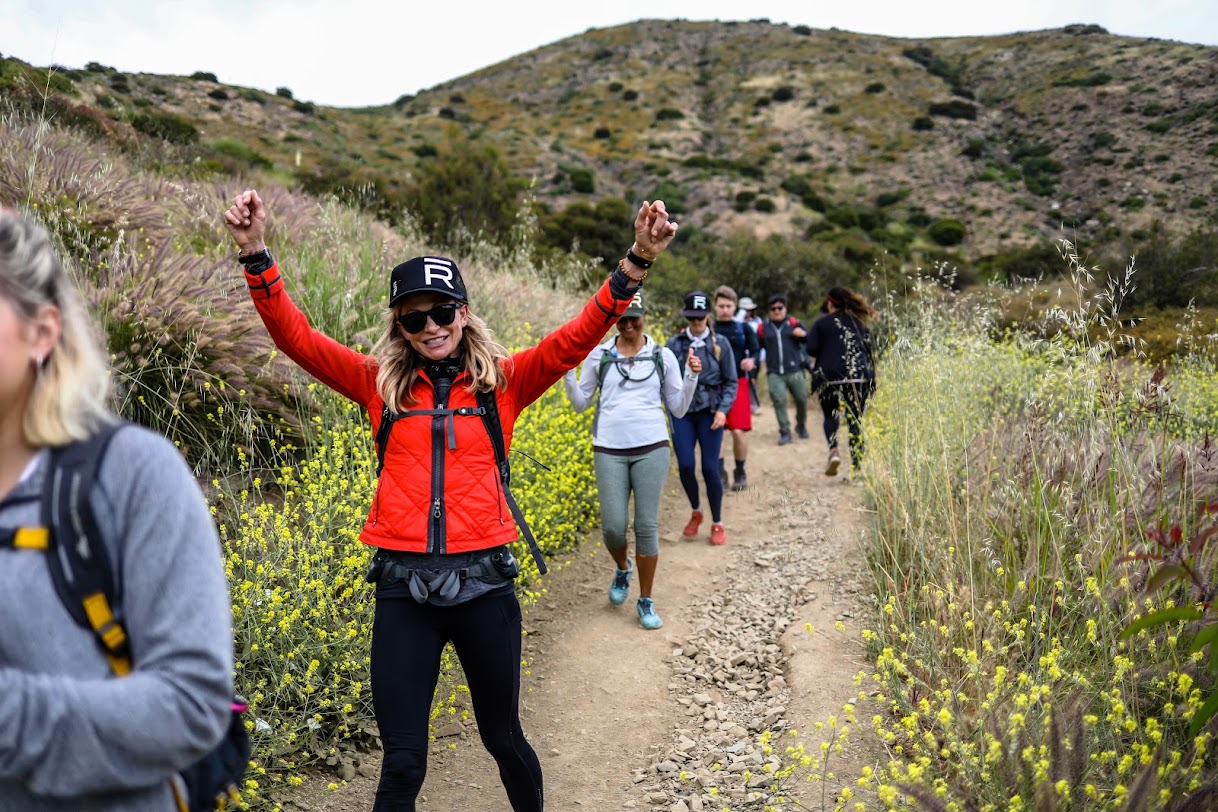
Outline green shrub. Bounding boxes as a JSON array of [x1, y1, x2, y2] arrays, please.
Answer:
[[875, 190, 906, 207], [912, 116, 934, 131], [210, 137, 272, 170], [129, 109, 199, 144], [927, 218, 966, 246], [928, 100, 977, 120], [754, 197, 776, 213], [562, 165, 595, 193], [208, 88, 229, 101], [823, 103, 841, 114], [772, 86, 795, 102], [191, 71, 218, 82], [792, 24, 812, 35], [607, 81, 623, 92], [293, 100, 316, 115], [275, 86, 293, 99], [865, 82, 885, 94], [1052, 71, 1111, 87], [1189, 196, 1207, 209], [734, 190, 756, 212], [538, 197, 633, 271], [655, 108, 684, 121], [622, 89, 638, 101], [593, 126, 611, 139], [402, 139, 527, 246], [412, 143, 438, 158]]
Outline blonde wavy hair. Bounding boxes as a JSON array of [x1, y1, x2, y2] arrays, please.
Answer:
[[372, 303, 511, 411], [0, 210, 113, 445]]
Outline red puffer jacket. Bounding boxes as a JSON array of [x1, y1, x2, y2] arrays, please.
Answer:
[[245, 262, 629, 554]]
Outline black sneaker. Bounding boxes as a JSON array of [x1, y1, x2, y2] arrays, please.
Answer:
[[796, 425, 810, 439], [718, 460, 729, 484], [778, 431, 792, 445], [731, 470, 748, 491]]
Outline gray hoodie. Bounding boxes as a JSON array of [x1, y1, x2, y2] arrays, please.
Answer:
[[0, 424, 233, 811]]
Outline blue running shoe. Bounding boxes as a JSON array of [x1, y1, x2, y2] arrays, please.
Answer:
[[637, 597, 662, 630], [608, 559, 633, 605]]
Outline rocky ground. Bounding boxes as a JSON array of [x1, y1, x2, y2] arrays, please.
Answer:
[[285, 403, 880, 811]]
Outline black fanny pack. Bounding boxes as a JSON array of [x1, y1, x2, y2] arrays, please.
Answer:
[[366, 546, 519, 603]]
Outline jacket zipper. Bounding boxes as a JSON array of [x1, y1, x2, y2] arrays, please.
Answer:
[[429, 383, 449, 555]]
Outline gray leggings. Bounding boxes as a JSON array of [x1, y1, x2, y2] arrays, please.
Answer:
[[593, 446, 670, 557]]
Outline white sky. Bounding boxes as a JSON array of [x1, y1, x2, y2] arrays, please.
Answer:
[[4, 0, 1217, 108]]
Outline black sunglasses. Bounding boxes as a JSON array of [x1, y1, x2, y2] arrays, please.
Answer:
[[397, 302, 461, 333], [769, 304, 785, 311]]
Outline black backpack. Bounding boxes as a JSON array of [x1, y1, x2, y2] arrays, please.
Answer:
[[375, 388, 549, 574], [1, 424, 249, 811]]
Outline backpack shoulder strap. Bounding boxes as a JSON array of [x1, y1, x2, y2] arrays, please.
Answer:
[[43, 421, 131, 676], [475, 389, 548, 575]]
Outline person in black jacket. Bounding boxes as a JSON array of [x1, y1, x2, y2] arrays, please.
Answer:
[[712, 286, 760, 491], [805, 286, 877, 475], [667, 291, 737, 545], [757, 294, 809, 445]]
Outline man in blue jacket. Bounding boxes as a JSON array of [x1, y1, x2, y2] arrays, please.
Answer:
[[757, 294, 809, 445]]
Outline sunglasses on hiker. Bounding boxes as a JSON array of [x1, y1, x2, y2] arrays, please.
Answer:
[[397, 302, 461, 333]]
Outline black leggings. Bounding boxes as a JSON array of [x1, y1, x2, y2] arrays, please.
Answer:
[[370, 589, 542, 811], [817, 381, 872, 466]]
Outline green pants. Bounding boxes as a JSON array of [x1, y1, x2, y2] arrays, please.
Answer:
[[767, 370, 808, 435]]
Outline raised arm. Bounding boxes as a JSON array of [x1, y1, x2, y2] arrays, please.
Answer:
[[510, 201, 679, 407], [222, 189, 377, 406]]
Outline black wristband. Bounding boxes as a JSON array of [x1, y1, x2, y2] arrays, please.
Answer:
[[609, 266, 642, 301], [237, 248, 273, 274], [625, 249, 653, 270]]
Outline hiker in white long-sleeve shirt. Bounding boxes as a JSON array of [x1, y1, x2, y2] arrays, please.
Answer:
[[564, 292, 698, 629]]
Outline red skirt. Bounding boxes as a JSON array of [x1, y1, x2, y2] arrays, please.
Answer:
[[725, 377, 752, 431]]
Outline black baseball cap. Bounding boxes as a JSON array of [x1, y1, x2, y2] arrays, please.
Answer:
[[767, 294, 788, 307], [388, 256, 468, 308], [682, 290, 711, 318]]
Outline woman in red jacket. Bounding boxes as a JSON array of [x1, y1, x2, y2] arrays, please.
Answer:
[[224, 189, 674, 812]]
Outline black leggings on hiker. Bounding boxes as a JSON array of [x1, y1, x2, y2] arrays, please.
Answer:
[[817, 381, 872, 467], [370, 589, 543, 812]]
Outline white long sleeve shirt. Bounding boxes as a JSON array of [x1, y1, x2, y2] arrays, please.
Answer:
[[563, 335, 698, 450]]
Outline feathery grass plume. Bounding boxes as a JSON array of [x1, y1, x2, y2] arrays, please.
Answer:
[[1117, 747, 1160, 812], [0, 117, 175, 259]]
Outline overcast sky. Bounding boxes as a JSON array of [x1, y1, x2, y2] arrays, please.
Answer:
[[4, 0, 1217, 107]]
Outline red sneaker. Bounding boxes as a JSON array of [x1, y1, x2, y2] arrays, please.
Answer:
[[710, 524, 727, 545], [682, 510, 704, 537]]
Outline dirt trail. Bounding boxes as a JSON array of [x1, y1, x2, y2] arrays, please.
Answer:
[[288, 403, 877, 811]]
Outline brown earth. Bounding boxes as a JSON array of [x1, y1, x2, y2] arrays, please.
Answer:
[[284, 399, 879, 811]]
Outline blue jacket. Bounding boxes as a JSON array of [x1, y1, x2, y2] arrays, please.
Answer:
[[714, 319, 760, 379], [666, 329, 738, 415]]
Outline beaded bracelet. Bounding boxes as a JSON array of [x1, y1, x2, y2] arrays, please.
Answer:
[[618, 258, 648, 283]]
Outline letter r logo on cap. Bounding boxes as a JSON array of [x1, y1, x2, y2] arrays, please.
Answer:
[[694, 295, 707, 311], [424, 258, 455, 289]]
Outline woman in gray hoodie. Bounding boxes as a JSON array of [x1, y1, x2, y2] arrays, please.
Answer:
[[0, 210, 233, 811]]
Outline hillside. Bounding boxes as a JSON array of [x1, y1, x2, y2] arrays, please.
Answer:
[[4, 19, 1218, 263]]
